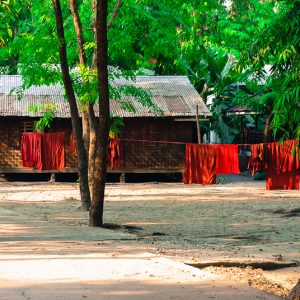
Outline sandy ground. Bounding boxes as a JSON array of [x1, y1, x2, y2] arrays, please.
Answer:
[[0, 174, 299, 298]]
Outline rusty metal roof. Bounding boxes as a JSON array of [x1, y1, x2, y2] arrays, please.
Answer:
[[226, 105, 262, 116], [0, 75, 211, 118]]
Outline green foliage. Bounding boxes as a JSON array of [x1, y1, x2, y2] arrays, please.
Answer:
[[1, 0, 163, 136], [238, 0, 300, 139], [28, 102, 57, 130], [107, 0, 183, 74], [109, 117, 124, 137], [0, 0, 31, 74], [1, 0, 298, 140]]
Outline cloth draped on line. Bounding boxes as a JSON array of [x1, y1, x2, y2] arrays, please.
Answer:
[[108, 138, 122, 169], [21, 132, 65, 170], [183, 143, 240, 184], [40, 132, 65, 170], [248, 143, 266, 176], [69, 132, 76, 154], [265, 140, 300, 190], [215, 144, 240, 174], [183, 144, 216, 184], [69, 134, 122, 170], [21, 133, 42, 168]]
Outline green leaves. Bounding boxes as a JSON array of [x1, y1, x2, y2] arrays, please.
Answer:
[[0, 0, 31, 51], [28, 102, 57, 130], [241, 0, 300, 139], [2, 0, 298, 141]]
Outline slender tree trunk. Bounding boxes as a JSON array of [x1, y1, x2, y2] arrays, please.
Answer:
[[264, 107, 272, 143], [53, 0, 91, 210], [69, 0, 91, 158], [88, 0, 124, 187], [89, 0, 109, 227], [69, 0, 98, 185], [82, 108, 90, 154], [92, 0, 123, 67], [88, 105, 98, 184], [89, 0, 100, 187], [107, 0, 123, 30], [69, 0, 86, 66]]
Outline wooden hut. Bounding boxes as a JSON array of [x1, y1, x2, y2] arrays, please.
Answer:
[[0, 75, 211, 177]]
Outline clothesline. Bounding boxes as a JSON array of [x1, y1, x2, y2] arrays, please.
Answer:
[[21, 132, 299, 190], [118, 138, 186, 145], [183, 140, 299, 190], [118, 138, 265, 147]]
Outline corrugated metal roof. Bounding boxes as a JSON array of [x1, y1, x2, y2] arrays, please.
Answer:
[[0, 75, 211, 118], [226, 105, 262, 116]]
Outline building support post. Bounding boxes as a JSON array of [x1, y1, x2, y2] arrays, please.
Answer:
[[196, 104, 201, 144], [120, 173, 126, 183], [0, 173, 6, 182], [49, 173, 56, 183]]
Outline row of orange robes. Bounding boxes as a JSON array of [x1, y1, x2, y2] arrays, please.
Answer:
[[21, 132, 65, 170]]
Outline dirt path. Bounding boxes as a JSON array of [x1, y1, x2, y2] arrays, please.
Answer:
[[0, 175, 299, 297]]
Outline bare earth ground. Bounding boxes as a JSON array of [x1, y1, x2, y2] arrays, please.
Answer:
[[0, 173, 299, 298]]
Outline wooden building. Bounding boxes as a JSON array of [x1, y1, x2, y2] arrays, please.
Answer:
[[226, 105, 265, 145], [0, 75, 211, 176]]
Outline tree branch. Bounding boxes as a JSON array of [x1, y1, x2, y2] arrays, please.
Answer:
[[107, 0, 123, 30], [92, 0, 123, 67], [69, 0, 87, 65]]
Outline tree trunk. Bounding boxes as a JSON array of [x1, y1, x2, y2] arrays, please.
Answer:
[[107, 0, 123, 30], [89, 0, 100, 187], [91, 0, 123, 67], [53, 0, 91, 210], [264, 107, 272, 143], [69, 0, 86, 65], [69, 0, 91, 157], [69, 0, 98, 186], [89, 0, 123, 187], [88, 104, 98, 184], [89, 0, 109, 227], [82, 108, 90, 154]]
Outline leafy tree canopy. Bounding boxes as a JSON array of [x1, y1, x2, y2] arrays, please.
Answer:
[[1, 0, 299, 139], [237, 0, 300, 139]]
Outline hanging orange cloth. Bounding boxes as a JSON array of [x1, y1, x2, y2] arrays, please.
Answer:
[[183, 143, 216, 184], [215, 144, 240, 174], [108, 138, 122, 169], [248, 143, 266, 176], [21, 133, 42, 168], [265, 140, 300, 190], [69, 132, 77, 154], [38, 132, 65, 170]]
